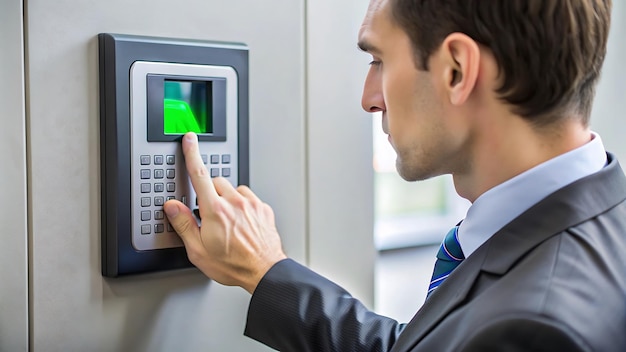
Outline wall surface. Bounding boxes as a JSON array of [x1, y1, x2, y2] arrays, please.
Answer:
[[25, 0, 307, 350], [306, 0, 376, 306], [591, 0, 626, 159], [21, 0, 379, 350], [0, 0, 29, 350]]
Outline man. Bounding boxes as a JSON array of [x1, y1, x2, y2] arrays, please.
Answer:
[[164, 0, 626, 350]]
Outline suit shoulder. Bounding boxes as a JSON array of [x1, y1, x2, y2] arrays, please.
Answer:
[[536, 208, 626, 350]]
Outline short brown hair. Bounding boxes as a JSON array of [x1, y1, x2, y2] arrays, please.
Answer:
[[390, 0, 612, 126]]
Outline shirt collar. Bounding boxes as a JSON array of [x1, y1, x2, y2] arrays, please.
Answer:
[[458, 132, 607, 257]]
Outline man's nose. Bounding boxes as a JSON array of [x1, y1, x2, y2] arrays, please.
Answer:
[[361, 66, 385, 113]]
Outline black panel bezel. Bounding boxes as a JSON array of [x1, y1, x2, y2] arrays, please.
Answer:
[[98, 33, 249, 277]]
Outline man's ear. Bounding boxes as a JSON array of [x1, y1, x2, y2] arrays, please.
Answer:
[[439, 33, 480, 106]]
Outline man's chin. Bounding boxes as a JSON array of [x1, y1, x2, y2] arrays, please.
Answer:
[[396, 160, 439, 182]]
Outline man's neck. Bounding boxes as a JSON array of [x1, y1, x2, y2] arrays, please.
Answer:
[[452, 115, 591, 203]]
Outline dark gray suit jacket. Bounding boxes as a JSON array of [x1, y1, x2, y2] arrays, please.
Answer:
[[245, 153, 626, 351]]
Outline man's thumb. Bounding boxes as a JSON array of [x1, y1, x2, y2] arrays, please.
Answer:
[[164, 200, 198, 240]]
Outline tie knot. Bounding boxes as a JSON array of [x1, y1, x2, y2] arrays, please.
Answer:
[[436, 226, 465, 262], [427, 226, 465, 298]]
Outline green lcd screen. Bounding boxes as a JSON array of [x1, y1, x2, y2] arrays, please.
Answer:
[[163, 80, 213, 134]]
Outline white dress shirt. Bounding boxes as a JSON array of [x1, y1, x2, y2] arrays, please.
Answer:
[[458, 132, 608, 257]]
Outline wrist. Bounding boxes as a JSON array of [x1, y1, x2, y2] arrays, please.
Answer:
[[244, 255, 288, 294]]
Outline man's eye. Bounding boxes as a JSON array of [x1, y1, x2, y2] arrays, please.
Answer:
[[369, 60, 382, 66]]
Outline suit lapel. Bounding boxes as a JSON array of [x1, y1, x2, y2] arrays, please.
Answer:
[[390, 154, 626, 352]]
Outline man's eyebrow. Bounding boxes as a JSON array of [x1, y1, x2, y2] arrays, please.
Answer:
[[357, 39, 381, 54]]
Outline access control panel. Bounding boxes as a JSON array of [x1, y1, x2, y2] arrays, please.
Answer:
[[99, 33, 249, 277]]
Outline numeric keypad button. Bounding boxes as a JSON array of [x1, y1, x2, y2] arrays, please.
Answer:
[[140, 169, 151, 179], [141, 197, 151, 207], [141, 224, 151, 235], [154, 196, 165, 206], [141, 211, 151, 221]]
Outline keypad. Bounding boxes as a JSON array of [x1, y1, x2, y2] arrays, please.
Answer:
[[138, 154, 178, 236], [138, 153, 233, 236], [203, 153, 232, 179]]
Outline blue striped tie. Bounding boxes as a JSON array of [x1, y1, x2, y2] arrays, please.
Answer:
[[427, 226, 465, 298]]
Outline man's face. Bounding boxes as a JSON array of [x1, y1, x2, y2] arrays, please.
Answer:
[[359, 0, 466, 181]]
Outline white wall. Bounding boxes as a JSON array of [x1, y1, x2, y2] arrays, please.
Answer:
[[591, 1, 626, 160], [26, 0, 306, 350], [306, 1, 376, 305], [0, 0, 28, 350], [16, 0, 378, 350]]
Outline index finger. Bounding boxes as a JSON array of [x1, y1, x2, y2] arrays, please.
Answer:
[[182, 132, 219, 202]]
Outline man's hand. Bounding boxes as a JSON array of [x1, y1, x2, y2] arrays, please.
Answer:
[[163, 132, 287, 294]]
